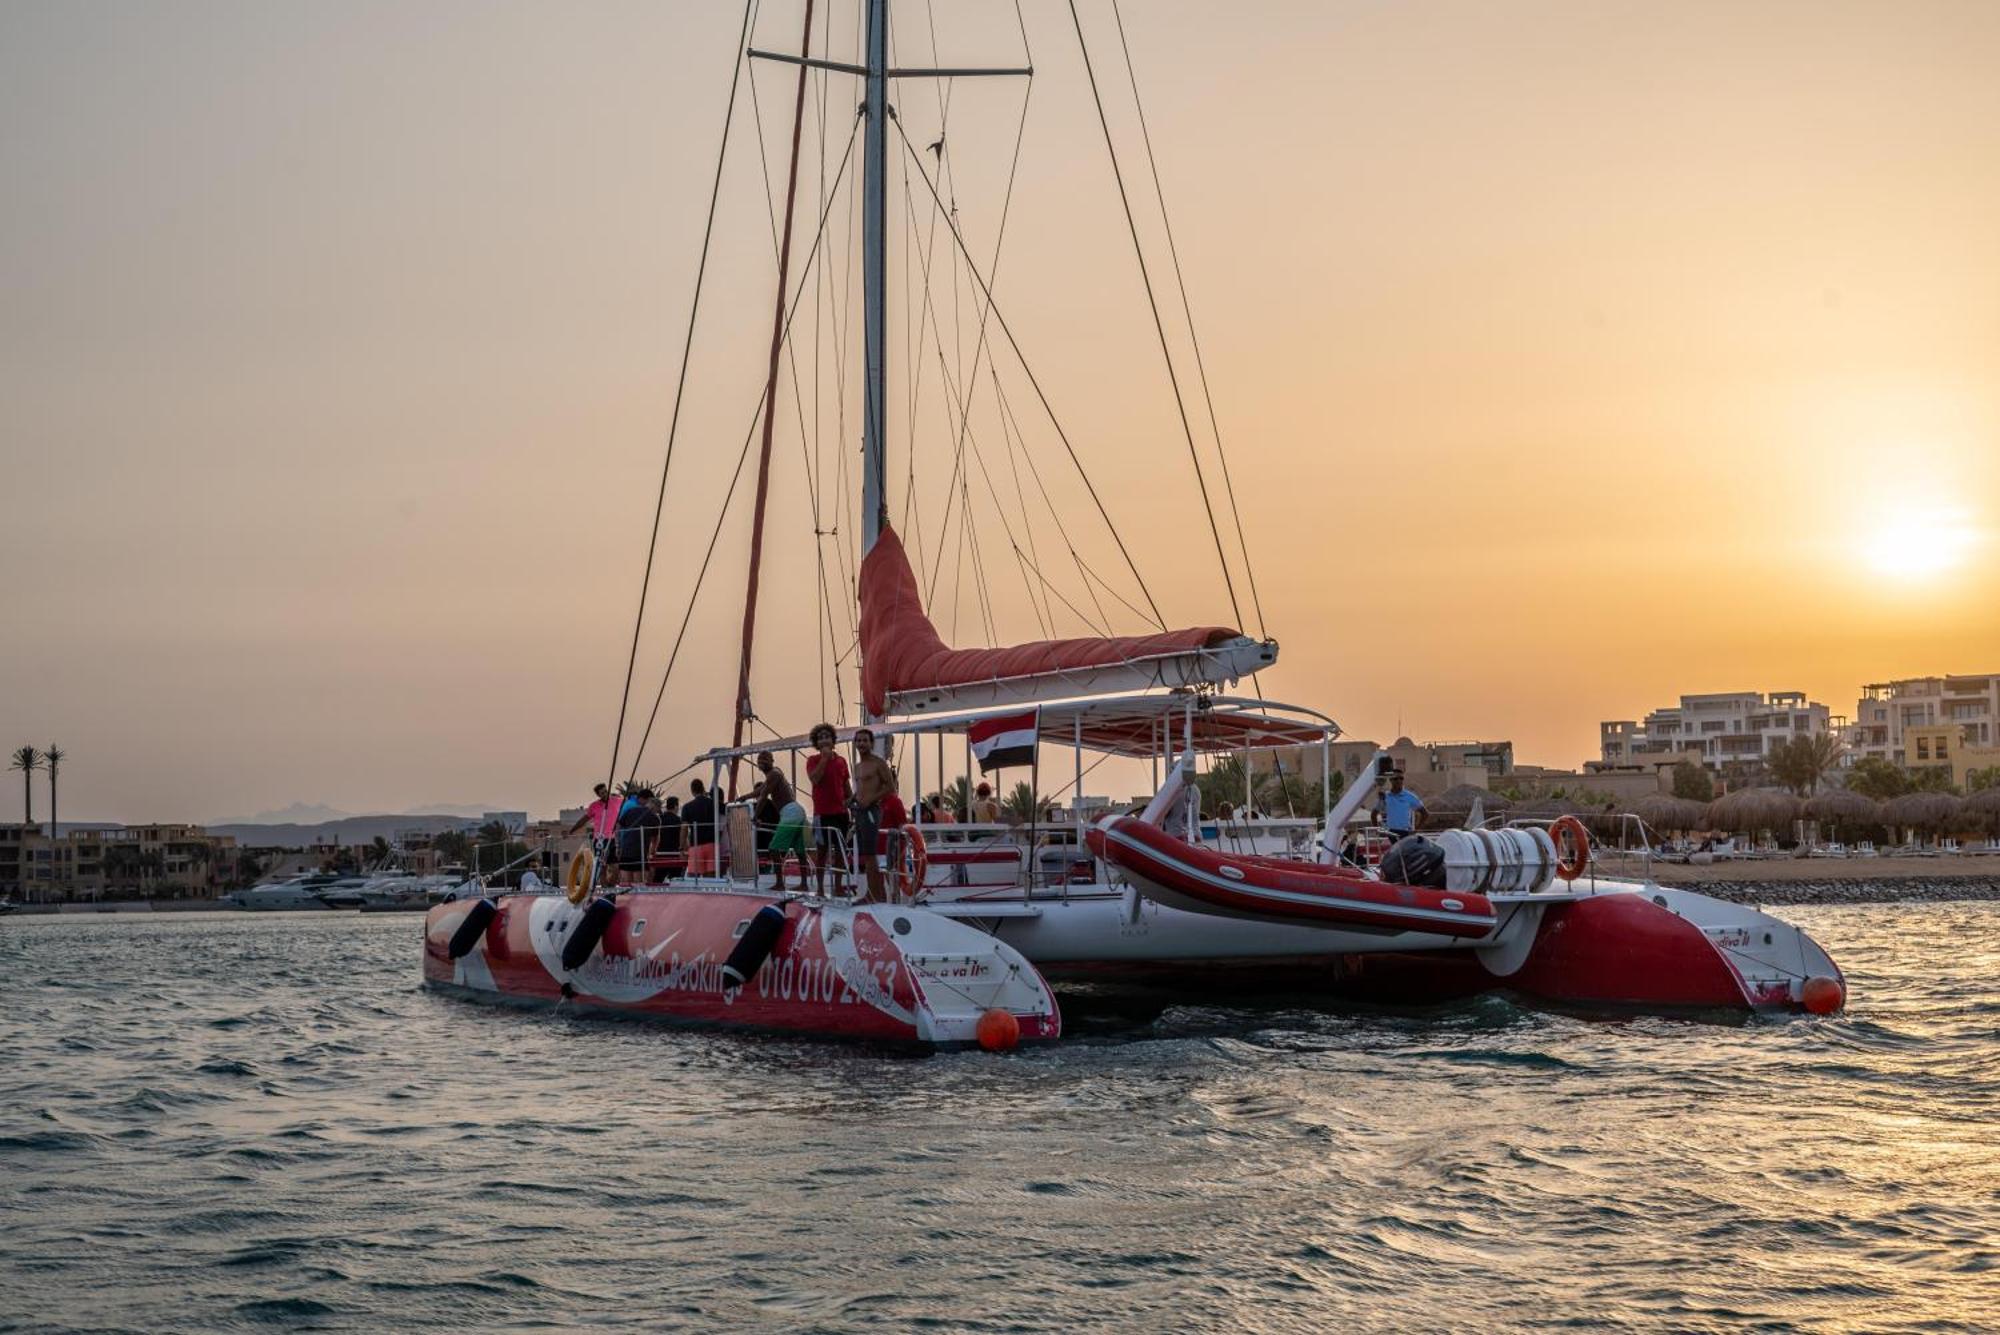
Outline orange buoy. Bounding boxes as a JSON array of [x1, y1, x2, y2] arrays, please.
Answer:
[[1800, 975, 1844, 1015], [976, 1007, 1020, 1052]]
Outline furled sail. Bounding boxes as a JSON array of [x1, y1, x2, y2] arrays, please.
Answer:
[[858, 525, 1276, 716]]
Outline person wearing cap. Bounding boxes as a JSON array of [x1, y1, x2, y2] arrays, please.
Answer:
[[971, 781, 1000, 824], [1373, 770, 1427, 843]]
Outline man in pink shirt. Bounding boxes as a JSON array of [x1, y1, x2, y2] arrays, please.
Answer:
[[567, 783, 622, 847]]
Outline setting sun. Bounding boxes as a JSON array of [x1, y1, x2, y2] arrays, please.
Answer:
[[1862, 503, 1985, 582]]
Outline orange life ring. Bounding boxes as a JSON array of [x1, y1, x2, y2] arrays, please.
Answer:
[[565, 848, 596, 904], [895, 824, 929, 900], [1550, 815, 1591, 882]]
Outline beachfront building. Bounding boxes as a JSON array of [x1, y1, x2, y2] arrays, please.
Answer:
[[1847, 674, 2000, 768], [1600, 691, 1835, 774], [0, 822, 238, 902], [1903, 723, 2000, 792], [1247, 737, 1515, 800]]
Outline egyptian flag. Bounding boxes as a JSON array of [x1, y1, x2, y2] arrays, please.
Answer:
[[969, 708, 1038, 773]]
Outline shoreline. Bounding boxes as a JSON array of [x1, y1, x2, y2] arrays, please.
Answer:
[[9, 860, 2000, 917], [1592, 850, 2000, 906]]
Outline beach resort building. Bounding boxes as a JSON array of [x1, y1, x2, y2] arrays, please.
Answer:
[[0, 822, 238, 903], [1903, 723, 2000, 791], [1600, 691, 1835, 773], [1847, 674, 2000, 768], [1247, 737, 1515, 800]]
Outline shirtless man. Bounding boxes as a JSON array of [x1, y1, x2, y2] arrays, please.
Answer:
[[850, 729, 896, 903]]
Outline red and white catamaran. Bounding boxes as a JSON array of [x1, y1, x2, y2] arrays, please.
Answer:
[[427, 0, 1843, 1037]]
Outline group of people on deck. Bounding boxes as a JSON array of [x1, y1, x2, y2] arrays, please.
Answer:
[[567, 779, 718, 886], [571, 726, 1036, 901]]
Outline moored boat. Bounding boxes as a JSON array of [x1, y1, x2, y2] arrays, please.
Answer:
[[425, 0, 1844, 1037], [222, 872, 341, 910]]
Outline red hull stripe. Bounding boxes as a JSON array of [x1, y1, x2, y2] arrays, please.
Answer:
[[1095, 817, 1497, 938]]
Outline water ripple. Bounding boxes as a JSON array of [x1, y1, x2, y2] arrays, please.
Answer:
[[2, 903, 1998, 1331]]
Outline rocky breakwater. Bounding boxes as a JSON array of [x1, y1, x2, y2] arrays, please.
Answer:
[[1593, 851, 2000, 907]]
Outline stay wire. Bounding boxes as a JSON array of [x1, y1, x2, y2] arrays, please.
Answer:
[[891, 119, 1166, 631], [900, 225, 1053, 640], [605, 0, 757, 799], [923, 53, 1035, 616], [628, 115, 863, 776], [1066, 0, 1245, 634], [1111, 0, 1266, 639], [749, 20, 849, 727]]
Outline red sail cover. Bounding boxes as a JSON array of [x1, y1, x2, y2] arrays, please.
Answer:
[[859, 524, 1243, 716]]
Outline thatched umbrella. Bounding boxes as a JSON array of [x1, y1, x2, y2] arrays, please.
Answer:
[[1707, 787, 1802, 836], [1805, 790, 1880, 839], [1513, 797, 1584, 822], [1882, 791, 1963, 838], [1805, 790, 1878, 823], [1635, 793, 1708, 833], [1425, 783, 1510, 827], [1966, 786, 2000, 835]]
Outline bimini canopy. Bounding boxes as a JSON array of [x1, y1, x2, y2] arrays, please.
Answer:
[[858, 524, 1277, 716], [695, 693, 1339, 766]]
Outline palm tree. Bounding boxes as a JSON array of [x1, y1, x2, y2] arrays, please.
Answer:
[[1003, 781, 1039, 824], [1192, 755, 1248, 816], [42, 745, 65, 894], [1769, 733, 1845, 797], [182, 841, 212, 892], [945, 777, 972, 819], [43, 745, 64, 833], [9, 746, 42, 824], [369, 835, 392, 869], [104, 844, 143, 892]]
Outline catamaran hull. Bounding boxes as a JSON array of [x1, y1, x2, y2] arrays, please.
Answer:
[[931, 880, 1842, 1013], [423, 890, 1061, 1048]]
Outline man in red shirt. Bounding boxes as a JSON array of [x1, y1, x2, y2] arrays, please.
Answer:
[[804, 722, 851, 896]]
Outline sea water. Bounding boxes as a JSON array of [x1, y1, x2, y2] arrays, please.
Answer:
[[2, 905, 1996, 1331]]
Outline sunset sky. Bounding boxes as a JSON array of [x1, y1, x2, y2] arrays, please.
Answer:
[[3, 0, 1996, 822]]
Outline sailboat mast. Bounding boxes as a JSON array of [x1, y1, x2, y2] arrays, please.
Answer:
[[856, 0, 890, 726], [860, 0, 889, 561]]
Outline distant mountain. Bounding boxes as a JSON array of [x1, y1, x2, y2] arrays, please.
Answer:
[[210, 812, 486, 848], [398, 802, 511, 819], [212, 801, 355, 826]]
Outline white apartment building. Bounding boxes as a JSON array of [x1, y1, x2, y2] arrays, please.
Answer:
[[1847, 673, 2000, 766], [1601, 691, 1834, 772]]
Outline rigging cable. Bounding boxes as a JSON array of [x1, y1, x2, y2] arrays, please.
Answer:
[[1111, 0, 1267, 638], [605, 0, 758, 798], [731, 0, 819, 798], [897, 201, 1054, 639], [627, 115, 863, 777], [919, 60, 1034, 615], [1066, 0, 1246, 634], [890, 119, 1168, 632]]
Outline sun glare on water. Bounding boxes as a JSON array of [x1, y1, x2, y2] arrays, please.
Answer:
[[1861, 503, 1984, 582]]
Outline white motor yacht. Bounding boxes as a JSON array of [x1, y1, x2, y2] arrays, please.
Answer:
[[222, 873, 340, 910]]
